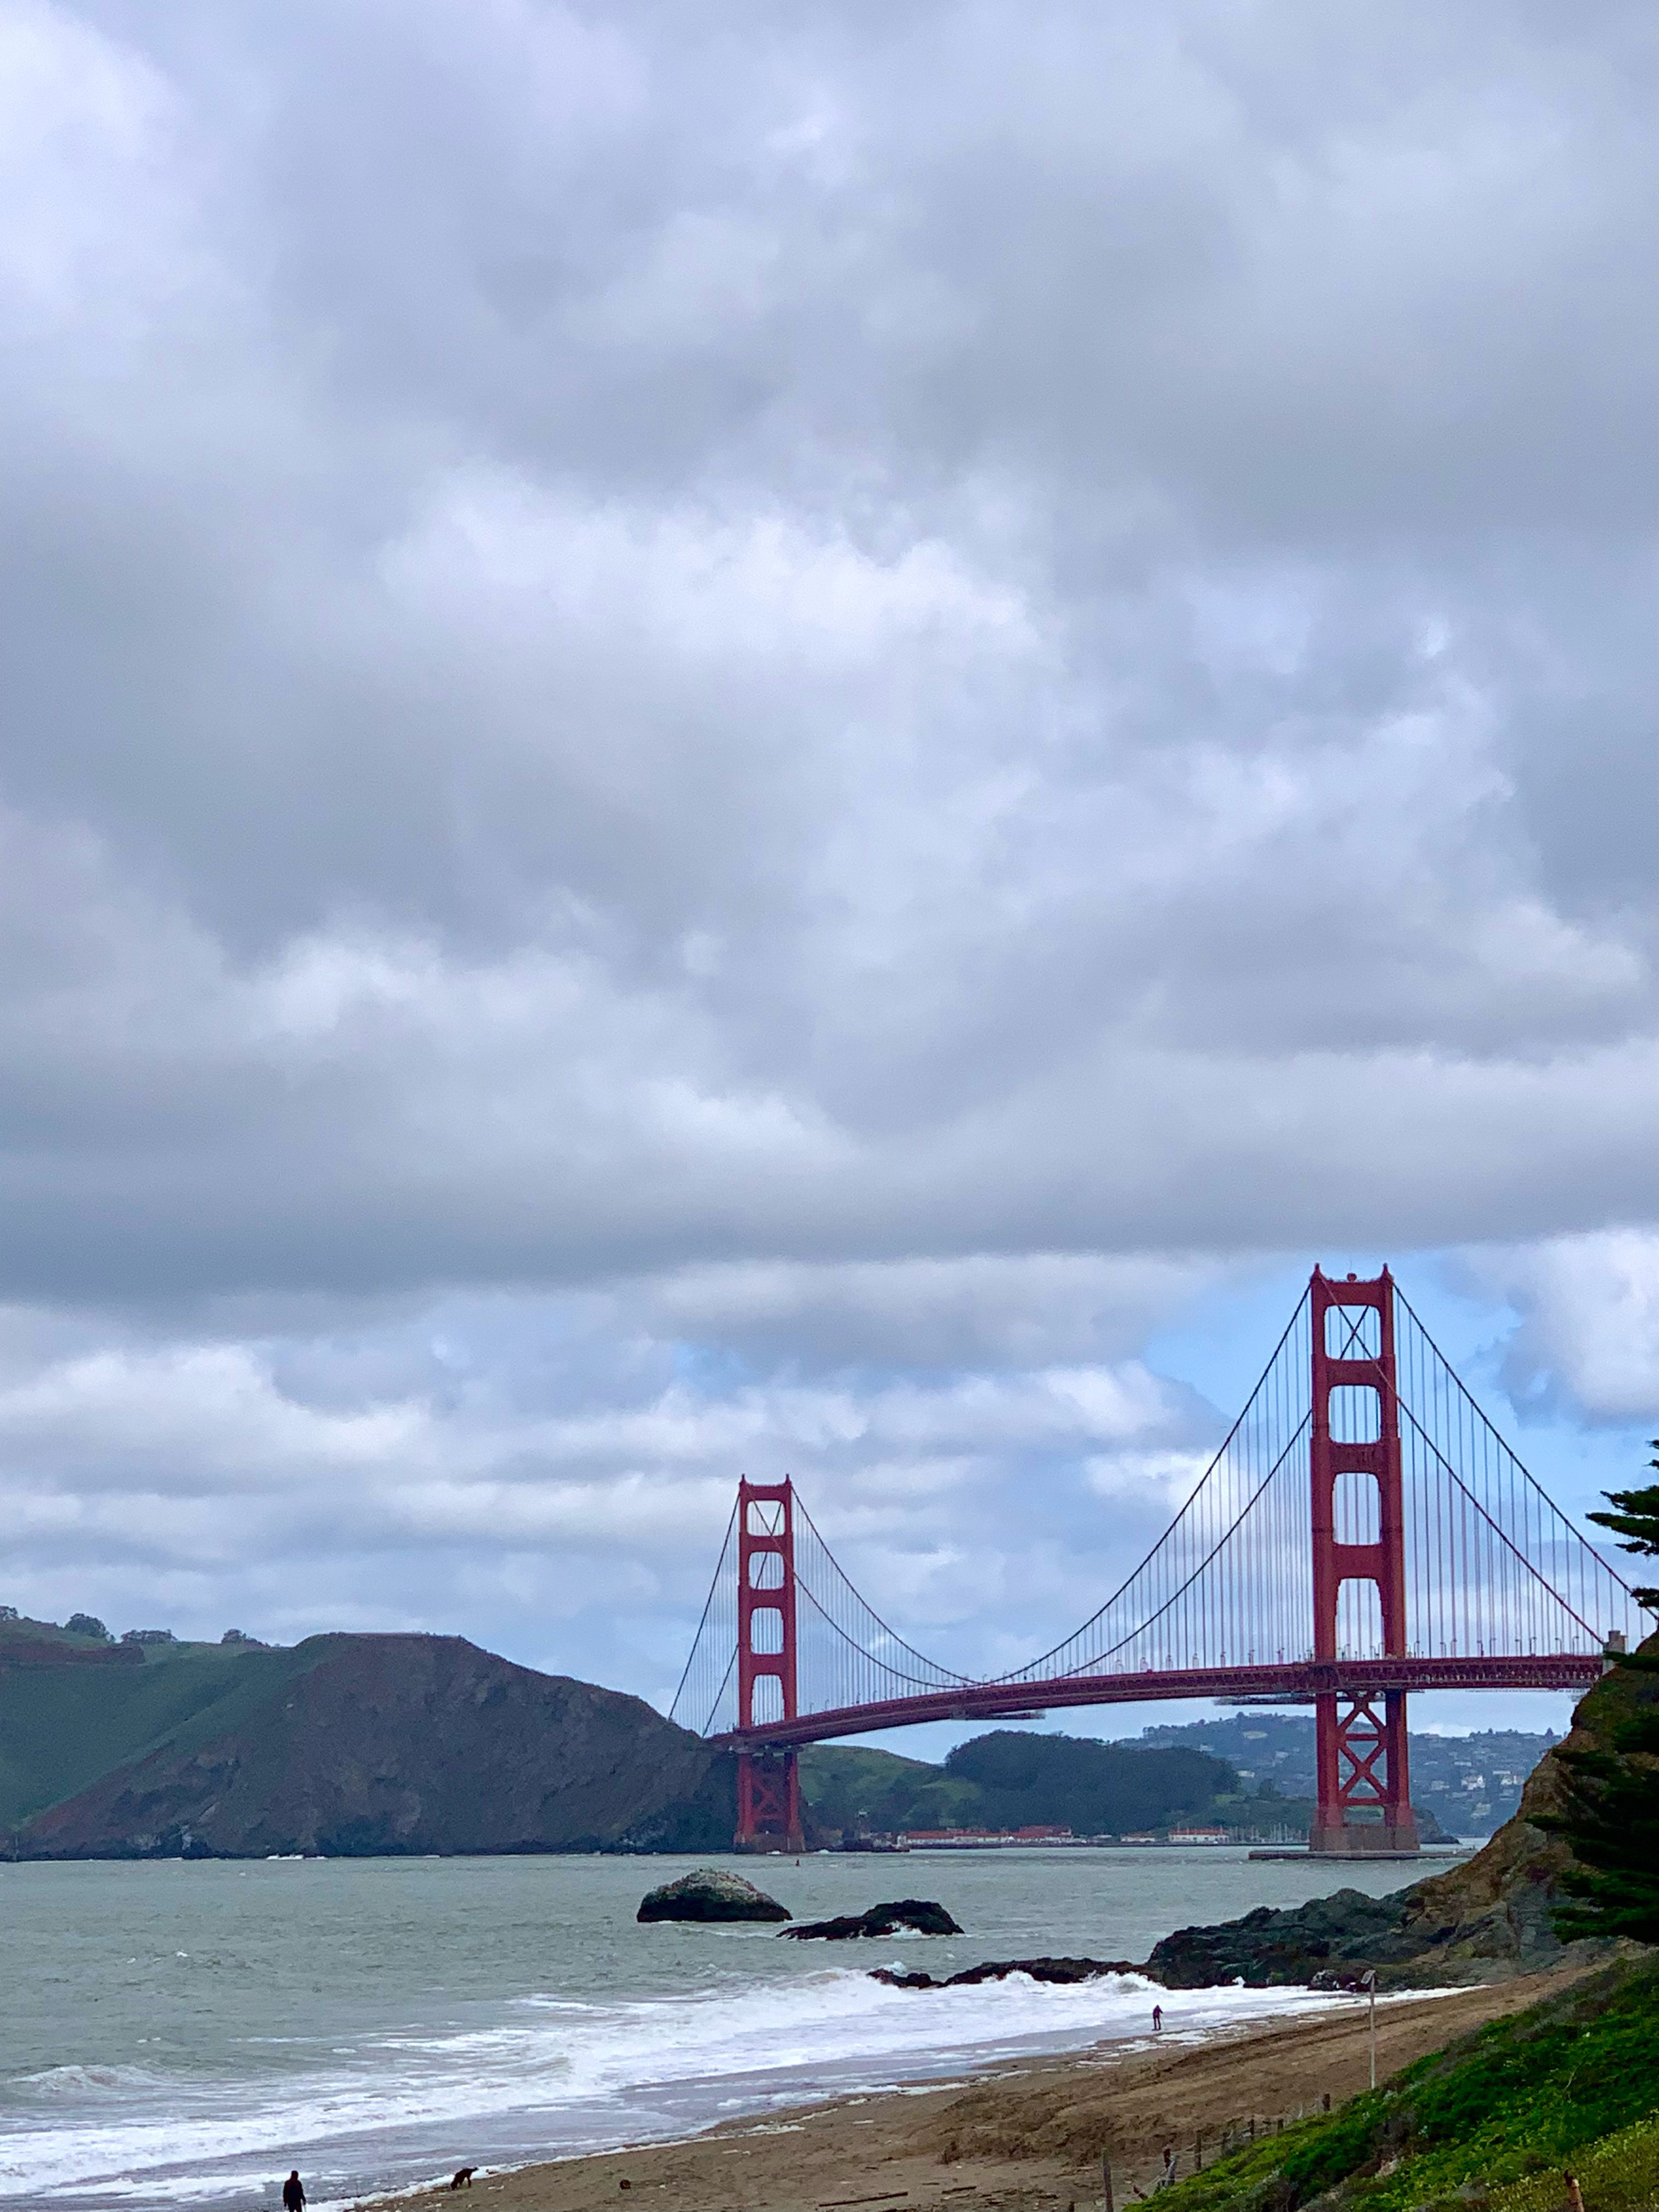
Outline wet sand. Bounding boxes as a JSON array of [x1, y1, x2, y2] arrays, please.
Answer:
[[359, 1967, 1581, 2212]]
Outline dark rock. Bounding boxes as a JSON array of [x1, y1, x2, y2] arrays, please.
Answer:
[[785, 1897, 962, 1939], [871, 1954, 1137, 1989], [637, 1867, 791, 1923], [1149, 1886, 1413, 1988]]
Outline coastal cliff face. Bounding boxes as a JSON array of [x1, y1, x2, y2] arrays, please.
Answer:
[[1380, 1636, 1657, 1979], [8, 1634, 735, 1859], [1149, 1638, 1659, 1989]]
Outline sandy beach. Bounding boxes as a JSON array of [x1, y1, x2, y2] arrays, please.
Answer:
[[358, 1967, 1581, 2212]]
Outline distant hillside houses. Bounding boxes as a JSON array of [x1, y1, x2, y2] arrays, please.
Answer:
[[1136, 1711, 1558, 1835]]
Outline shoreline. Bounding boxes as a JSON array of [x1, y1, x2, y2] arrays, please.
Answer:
[[353, 1967, 1583, 2212]]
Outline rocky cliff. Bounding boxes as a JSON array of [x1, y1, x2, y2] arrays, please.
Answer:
[[1149, 1637, 1659, 1989], [7, 1633, 735, 1858]]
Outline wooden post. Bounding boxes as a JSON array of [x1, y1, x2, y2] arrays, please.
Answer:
[[1102, 2152, 1115, 2212]]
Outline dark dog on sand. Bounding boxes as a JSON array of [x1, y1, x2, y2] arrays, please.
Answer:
[[449, 2169, 476, 2190]]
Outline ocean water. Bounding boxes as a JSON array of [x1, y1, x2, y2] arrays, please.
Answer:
[[2, 1849, 1427, 2211]]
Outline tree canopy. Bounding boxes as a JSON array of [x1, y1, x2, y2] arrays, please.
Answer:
[[1541, 1446, 1659, 1947]]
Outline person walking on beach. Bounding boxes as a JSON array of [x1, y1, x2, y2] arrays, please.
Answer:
[[1152, 2003, 1164, 2033], [283, 2171, 306, 2212]]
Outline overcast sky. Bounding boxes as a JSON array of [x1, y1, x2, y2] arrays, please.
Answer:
[[2, 0, 1654, 1746]]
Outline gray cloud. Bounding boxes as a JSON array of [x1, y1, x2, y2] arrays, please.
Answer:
[[0, 0, 1652, 1705]]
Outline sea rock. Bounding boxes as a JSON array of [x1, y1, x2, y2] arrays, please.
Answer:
[[785, 1898, 962, 1940], [1148, 1886, 1414, 1989], [871, 1954, 1136, 1989], [636, 1867, 791, 1923]]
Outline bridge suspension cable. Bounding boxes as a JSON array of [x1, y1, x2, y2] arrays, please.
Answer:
[[669, 1272, 1651, 1742], [1392, 1286, 1637, 1661]]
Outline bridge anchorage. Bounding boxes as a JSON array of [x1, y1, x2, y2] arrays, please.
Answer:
[[670, 1267, 1652, 1856]]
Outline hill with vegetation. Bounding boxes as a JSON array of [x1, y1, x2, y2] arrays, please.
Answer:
[[799, 1730, 1250, 1841], [1137, 1710, 1558, 1836], [2, 1615, 733, 1857], [799, 1728, 1454, 1843]]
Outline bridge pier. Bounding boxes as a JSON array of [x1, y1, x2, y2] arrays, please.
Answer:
[[1309, 1271, 1420, 1857], [1310, 1689, 1419, 1853], [735, 1747, 804, 1854], [734, 1477, 805, 1851]]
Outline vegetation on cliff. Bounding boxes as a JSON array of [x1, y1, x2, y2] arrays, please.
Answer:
[[1150, 1956, 1659, 2211], [1535, 1461, 1659, 1947]]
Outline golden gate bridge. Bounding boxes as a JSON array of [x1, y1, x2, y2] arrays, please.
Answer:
[[670, 1267, 1651, 1855]]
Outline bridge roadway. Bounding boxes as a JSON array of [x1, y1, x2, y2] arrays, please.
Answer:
[[718, 1653, 1607, 1751]]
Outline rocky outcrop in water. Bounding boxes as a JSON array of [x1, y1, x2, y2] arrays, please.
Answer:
[[786, 1898, 961, 1939], [872, 1954, 1136, 1989], [637, 1867, 792, 1922], [1148, 1885, 1420, 1988]]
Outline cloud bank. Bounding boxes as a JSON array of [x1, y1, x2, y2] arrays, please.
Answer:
[[0, 0, 1652, 1708]]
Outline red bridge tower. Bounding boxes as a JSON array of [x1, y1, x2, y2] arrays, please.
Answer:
[[735, 1477, 804, 1852], [1309, 1267, 1419, 1854]]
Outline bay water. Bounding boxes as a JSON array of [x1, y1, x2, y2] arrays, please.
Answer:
[[3, 1848, 1428, 2211]]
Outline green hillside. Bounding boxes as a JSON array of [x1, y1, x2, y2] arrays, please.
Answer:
[[1153, 1956, 1659, 2212], [4, 1623, 731, 1857], [800, 1741, 988, 1835], [801, 1728, 1251, 1838], [0, 1620, 327, 1829]]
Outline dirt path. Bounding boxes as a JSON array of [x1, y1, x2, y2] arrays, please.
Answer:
[[358, 1967, 1583, 2212]]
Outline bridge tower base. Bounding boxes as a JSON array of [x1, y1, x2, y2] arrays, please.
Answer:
[[1308, 1270, 1420, 1858], [735, 1747, 804, 1855], [733, 1478, 806, 1853]]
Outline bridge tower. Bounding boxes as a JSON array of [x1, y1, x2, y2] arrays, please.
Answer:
[[734, 1476, 805, 1852], [1309, 1267, 1419, 1855]]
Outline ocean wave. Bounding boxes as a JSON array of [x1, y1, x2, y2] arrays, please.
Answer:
[[0, 1967, 1352, 2203], [7, 2067, 172, 2102]]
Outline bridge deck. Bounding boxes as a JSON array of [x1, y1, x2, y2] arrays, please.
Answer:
[[719, 1654, 1605, 1750]]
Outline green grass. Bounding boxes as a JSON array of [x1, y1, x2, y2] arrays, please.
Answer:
[[1486, 2115, 1659, 2212], [1153, 1959, 1659, 2212], [0, 1637, 330, 1830], [798, 1742, 986, 1833]]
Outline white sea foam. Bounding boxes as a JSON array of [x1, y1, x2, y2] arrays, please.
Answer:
[[0, 1968, 1353, 2205], [11, 2069, 173, 2102]]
